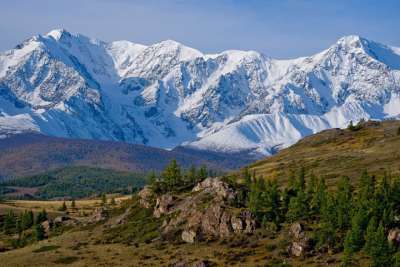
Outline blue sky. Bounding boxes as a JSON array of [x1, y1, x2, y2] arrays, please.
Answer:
[[0, 0, 399, 58]]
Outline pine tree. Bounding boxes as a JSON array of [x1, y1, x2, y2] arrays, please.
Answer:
[[286, 190, 308, 222], [336, 176, 352, 230], [34, 223, 45, 241], [363, 217, 377, 254], [35, 209, 47, 225], [110, 197, 116, 205], [259, 179, 281, 225], [317, 193, 337, 248], [21, 210, 34, 230], [310, 177, 327, 215], [162, 159, 182, 190], [3, 210, 16, 234], [186, 165, 197, 185], [197, 165, 208, 181], [343, 208, 369, 253], [71, 199, 76, 209], [364, 222, 392, 267]]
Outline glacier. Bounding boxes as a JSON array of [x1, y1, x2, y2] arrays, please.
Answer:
[[0, 30, 399, 157]]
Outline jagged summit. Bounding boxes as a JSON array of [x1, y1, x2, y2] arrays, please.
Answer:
[[0, 30, 399, 157]]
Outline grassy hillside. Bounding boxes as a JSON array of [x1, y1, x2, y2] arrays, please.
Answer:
[[248, 120, 400, 186]]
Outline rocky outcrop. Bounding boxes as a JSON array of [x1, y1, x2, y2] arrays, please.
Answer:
[[153, 194, 174, 218], [388, 228, 400, 247], [288, 222, 311, 257], [181, 229, 199, 244], [137, 178, 256, 243], [89, 207, 109, 223], [289, 222, 304, 239], [192, 177, 236, 200], [288, 239, 310, 257], [138, 186, 154, 209], [155, 178, 255, 243], [41, 220, 53, 236]]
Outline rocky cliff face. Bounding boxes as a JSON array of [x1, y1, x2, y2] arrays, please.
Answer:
[[0, 30, 399, 157], [139, 177, 256, 243]]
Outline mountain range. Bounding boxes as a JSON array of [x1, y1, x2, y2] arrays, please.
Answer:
[[0, 29, 399, 157]]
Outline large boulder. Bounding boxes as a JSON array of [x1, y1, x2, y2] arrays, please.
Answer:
[[138, 186, 154, 209], [288, 241, 307, 257], [192, 177, 236, 200], [153, 194, 174, 218], [41, 220, 52, 236], [181, 229, 199, 244], [290, 222, 304, 239]]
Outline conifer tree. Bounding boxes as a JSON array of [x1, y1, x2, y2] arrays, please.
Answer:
[[343, 208, 368, 253], [3, 210, 16, 234], [35, 209, 47, 225], [286, 190, 308, 222], [317, 193, 337, 248], [110, 197, 116, 206], [162, 159, 182, 190], [34, 223, 45, 241], [21, 210, 34, 230], [71, 199, 76, 209], [364, 222, 392, 267], [310, 177, 327, 215], [336, 176, 352, 230]]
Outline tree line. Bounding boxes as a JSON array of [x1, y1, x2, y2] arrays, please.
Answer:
[[242, 167, 400, 267]]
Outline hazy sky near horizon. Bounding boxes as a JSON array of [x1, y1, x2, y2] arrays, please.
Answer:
[[0, 0, 399, 58]]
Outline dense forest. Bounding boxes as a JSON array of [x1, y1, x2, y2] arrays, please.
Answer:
[[0, 166, 147, 199]]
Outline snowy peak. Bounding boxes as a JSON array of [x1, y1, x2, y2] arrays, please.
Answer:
[[0, 30, 399, 158]]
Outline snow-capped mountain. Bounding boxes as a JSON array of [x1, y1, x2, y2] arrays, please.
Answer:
[[0, 30, 399, 157]]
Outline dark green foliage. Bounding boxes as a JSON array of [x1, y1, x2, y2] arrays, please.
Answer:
[[32, 245, 61, 253], [336, 176, 352, 230], [1, 166, 146, 199], [34, 223, 45, 241], [397, 126, 400, 136], [286, 190, 308, 223], [53, 256, 79, 264], [71, 199, 76, 208], [21, 210, 34, 230], [364, 222, 392, 267], [35, 209, 47, 225], [162, 159, 182, 190], [3, 210, 16, 234]]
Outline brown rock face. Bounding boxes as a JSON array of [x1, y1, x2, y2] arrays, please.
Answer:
[[138, 186, 154, 209], [288, 240, 308, 257], [388, 228, 400, 246], [192, 177, 236, 200], [181, 229, 199, 243], [141, 177, 257, 243], [153, 194, 174, 218], [41, 220, 52, 236], [290, 222, 304, 239]]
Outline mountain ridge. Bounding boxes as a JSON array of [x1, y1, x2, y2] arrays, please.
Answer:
[[0, 29, 399, 157]]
